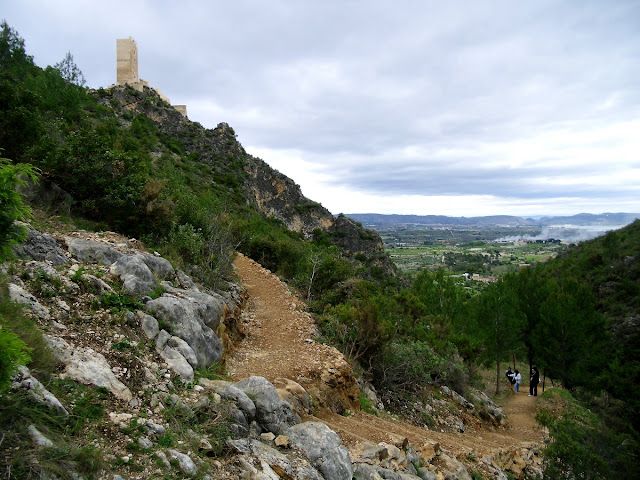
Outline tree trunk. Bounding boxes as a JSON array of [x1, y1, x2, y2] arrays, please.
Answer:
[[496, 358, 501, 395]]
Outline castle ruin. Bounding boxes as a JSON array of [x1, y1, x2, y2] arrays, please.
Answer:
[[115, 37, 187, 117]]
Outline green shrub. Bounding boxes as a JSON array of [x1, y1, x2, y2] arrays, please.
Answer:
[[0, 275, 56, 377], [0, 157, 39, 262], [0, 324, 31, 390], [537, 391, 638, 479], [373, 340, 443, 390]]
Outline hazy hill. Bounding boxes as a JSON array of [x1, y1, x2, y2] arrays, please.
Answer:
[[347, 212, 639, 228]]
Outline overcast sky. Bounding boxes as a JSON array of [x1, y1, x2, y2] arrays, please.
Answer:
[[4, 1, 640, 217]]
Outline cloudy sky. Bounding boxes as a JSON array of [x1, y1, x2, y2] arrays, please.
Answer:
[[4, 1, 640, 217]]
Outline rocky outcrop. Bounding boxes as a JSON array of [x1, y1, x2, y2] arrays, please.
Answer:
[[13, 227, 68, 265], [235, 376, 301, 435], [329, 214, 397, 277], [45, 335, 133, 402], [145, 292, 223, 368], [243, 155, 335, 236], [110, 253, 174, 296], [228, 438, 324, 479], [287, 422, 353, 480]]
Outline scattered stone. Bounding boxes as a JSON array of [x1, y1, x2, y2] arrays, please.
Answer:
[[28, 425, 54, 448], [109, 412, 133, 428], [155, 450, 171, 469], [260, 432, 276, 442], [167, 449, 198, 477], [144, 419, 166, 435], [275, 435, 291, 448], [81, 273, 114, 294], [138, 436, 153, 449]]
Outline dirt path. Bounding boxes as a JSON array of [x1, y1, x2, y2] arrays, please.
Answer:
[[226, 253, 544, 459], [226, 254, 346, 387]]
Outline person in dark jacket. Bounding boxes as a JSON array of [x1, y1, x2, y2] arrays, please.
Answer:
[[505, 367, 515, 394], [529, 367, 540, 396]]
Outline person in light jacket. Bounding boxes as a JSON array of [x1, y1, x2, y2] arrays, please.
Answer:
[[514, 370, 522, 392]]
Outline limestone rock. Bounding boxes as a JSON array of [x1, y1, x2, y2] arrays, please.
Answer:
[[432, 452, 472, 480], [66, 237, 123, 265], [155, 329, 171, 352], [275, 435, 290, 448], [110, 254, 158, 296], [138, 312, 159, 339], [468, 390, 506, 424], [45, 335, 132, 401], [13, 228, 68, 265], [354, 463, 423, 479], [28, 425, 54, 448], [199, 379, 256, 418], [273, 377, 313, 416], [8, 283, 50, 319], [416, 467, 438, 480], [11, 366, 68, 416], [286, 421, 353, 480], [146, 294, 222, 368], [228, 438, 323, 480], [235, 376, 301, 434], [81, 273, 114, 294], [137, 252, 174, 279], [160, 345, 194, 382], [167, 335, 198, 367], [167, 449, 198, 477], [441, 386, 475, 410]]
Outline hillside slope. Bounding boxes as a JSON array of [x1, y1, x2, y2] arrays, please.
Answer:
[[228, 252, 545, 479]]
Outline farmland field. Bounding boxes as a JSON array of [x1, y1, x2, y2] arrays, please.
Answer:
[[377, 225, 568, 276]]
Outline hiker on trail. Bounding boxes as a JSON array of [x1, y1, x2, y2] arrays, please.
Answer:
[[514, 369, 522, 392], [505, 367, 515, 393], [529, 367, 540, 397]]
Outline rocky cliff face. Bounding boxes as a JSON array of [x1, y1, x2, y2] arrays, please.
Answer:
[[99, 86, 394, 272], [242, 156, 334, 235]]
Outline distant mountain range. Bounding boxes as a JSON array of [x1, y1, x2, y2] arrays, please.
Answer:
[[346, 212, 640, 228]]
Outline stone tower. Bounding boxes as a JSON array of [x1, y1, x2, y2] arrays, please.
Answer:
[[116, 37, 139, 85], [114, 37, 187, 117]]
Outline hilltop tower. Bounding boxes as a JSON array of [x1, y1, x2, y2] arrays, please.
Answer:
[[114, 37, 187, 117], [116, 37, 139, 85]]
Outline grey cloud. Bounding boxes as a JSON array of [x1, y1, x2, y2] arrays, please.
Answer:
[[3, 0, 639, 215]]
